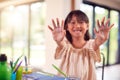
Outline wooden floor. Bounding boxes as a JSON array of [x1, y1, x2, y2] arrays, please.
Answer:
[[96, 64, 120, 80]]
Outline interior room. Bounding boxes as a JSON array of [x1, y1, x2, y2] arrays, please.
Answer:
[[0, 0, 120, 80]]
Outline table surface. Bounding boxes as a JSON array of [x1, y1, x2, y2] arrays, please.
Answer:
[[22, 72, 65, 80]]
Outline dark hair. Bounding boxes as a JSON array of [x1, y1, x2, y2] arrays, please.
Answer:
[[64, 10, 91, 43]]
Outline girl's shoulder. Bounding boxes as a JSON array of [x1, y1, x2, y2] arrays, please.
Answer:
[[84, 39, 95, 49], [88, 39, 95, 42], [85, 39, 95, 45]]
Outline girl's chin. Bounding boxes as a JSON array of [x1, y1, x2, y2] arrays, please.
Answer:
[[73, 35, 82, 38], [74, 33, 82, 37], [71, 33, 83, 38]]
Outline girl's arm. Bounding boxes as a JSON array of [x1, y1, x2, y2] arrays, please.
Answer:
[[93, 17, 114, 51]]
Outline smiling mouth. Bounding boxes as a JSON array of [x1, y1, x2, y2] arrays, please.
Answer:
[[73, 30, 82, 32]]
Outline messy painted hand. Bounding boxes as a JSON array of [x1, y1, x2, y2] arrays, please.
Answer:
[[48, 18, 66, 42], [94, 17, 114, 43]]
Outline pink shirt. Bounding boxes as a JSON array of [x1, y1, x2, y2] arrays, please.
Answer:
[[55, 39, 101, 80]]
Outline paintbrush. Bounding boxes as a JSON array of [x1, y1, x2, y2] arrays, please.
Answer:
[[10, 60, 13, 71], [52, 64, 67, 77], [24, 56, 28, 72], [13, 61, 22, 73]]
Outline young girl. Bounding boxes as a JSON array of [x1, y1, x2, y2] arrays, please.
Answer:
[[48, 10, 114, 80]]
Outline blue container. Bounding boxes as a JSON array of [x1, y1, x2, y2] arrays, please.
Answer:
[[11, 73, 16, 80]]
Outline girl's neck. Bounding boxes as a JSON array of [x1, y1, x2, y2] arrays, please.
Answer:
[[72, 38, 87, 49]]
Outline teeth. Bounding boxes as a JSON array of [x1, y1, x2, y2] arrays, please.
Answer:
[[74, 30, 81, 32], [74, 31, 81, 33]]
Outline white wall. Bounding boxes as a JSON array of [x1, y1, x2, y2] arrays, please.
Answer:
[[43, 0, 82, 74], [44, 0, 70, 74]]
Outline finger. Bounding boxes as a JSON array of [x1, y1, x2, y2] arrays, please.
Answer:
[[48, 25, 53, 32], [101, 17, 105, 26], [52, 19, 57, 28], [105, 18, 110, 27], [56, 18, 60, 27], [97, 20, 101, 28], [109, 24, 114, 30], [94, 28, 98, 34], [61, 20, 64, 30]]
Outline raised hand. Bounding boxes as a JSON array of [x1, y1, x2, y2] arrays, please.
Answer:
[[48, 18, 66, 42], [94, 17, 114, 44]]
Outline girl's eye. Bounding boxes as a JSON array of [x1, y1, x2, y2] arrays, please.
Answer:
[[79, 21, 84, 24], [70, 21, 75, 24], [70, 21, 84, 25]]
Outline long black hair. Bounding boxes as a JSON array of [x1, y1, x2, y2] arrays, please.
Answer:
[[64, 10, 91, 43]]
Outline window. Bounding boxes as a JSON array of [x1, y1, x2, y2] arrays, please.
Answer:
[[0, 1, 46, 67], [81, 2, 120, 65], [109, 11, 119, 64], [95, 6, 109, 64], [30, 2, 46, 67]]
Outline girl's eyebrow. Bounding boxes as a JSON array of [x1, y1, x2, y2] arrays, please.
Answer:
[[70, 20, 77, 21]]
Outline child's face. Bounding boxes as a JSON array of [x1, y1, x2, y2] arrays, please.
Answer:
[[67, 16, 88, 39]]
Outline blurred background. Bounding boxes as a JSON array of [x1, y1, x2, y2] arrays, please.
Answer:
[[0, 0, 120, 80]]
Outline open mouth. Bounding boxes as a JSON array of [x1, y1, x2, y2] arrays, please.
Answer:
[[73, 30, 82, 33]]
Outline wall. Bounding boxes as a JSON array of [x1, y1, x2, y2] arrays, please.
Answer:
[[44, 0, 70, 74]]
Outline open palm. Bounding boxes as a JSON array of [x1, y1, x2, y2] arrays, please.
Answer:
[[48, 18, 66, 42], [94, 17, 114, 42]]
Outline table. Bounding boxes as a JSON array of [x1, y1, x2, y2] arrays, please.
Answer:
[[22, 72, 65, 80]]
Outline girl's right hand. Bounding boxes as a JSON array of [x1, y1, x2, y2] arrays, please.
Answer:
[[48, 18, 66, 42]]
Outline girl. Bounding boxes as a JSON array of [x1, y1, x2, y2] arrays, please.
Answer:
[[48, 10, 114, 80]]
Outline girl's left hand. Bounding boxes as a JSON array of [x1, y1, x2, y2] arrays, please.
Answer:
[[94, 17, 114, 43]]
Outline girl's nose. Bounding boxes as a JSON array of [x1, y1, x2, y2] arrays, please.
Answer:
[[75, 23, 81, 28]]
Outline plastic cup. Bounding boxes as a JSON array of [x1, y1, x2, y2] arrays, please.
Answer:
[[11, 72, 16, 80], [16, 66, 23, 80], [22, 65, 32, 74]]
